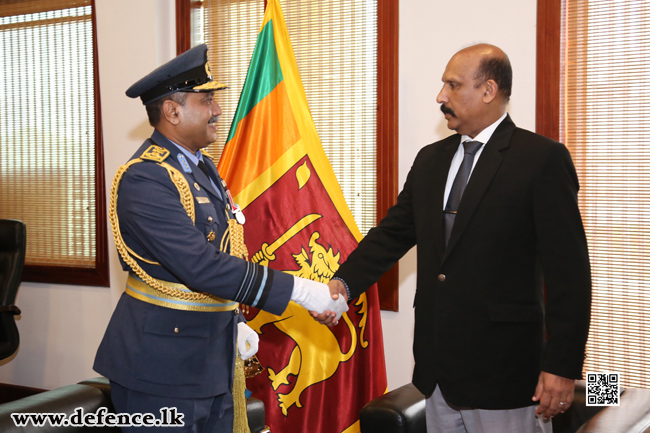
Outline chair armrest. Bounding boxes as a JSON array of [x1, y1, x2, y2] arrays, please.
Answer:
[[0, 384, 117, 433], [0, 306, 20, 315], [80, 377, 270, 433], [247, 397, 268, 433], [360, 383, 426, 433], [576, 387, 650, 433], [77, 377, 115, 413]]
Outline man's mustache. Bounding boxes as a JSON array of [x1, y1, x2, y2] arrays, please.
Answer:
[[440, 104, 456, 118], [208, 116, 220, 124]]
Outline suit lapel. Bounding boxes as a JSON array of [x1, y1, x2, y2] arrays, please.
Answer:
[[442, 116, 516, 260]]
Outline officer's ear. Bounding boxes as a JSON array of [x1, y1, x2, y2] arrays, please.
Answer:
[[162, 99, 182, 125], [482, 79, 498, 104]]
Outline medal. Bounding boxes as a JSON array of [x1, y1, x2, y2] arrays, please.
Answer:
[[227, 190, 245, 225]]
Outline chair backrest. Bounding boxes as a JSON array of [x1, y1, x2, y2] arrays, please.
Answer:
[[0, 219, 26, 360]]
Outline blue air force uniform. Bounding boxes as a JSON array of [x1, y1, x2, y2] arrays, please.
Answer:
[[94, 130, 292, 398], [93, 44, 294, 431]]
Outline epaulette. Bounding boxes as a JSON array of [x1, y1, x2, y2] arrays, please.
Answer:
[[140, 145, 170, 162], [200, 149, 215, 160]]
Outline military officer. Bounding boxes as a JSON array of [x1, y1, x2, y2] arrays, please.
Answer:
[[94, 44, 346, 433]]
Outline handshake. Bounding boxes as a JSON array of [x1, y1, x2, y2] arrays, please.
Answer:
[[237, 277, 349, 360], [291, 277, 349, 326]]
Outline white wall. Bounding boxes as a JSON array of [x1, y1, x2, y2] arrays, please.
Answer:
[[0, 0, 537, 393]]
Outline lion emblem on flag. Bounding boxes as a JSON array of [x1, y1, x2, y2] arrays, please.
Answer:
[[249, 230, 368, 416]]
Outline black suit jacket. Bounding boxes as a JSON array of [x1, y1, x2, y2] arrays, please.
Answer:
[[335, 116, 591, 409]]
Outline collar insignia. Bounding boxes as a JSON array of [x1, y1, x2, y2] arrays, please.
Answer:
[[177, 154, 192, 173]]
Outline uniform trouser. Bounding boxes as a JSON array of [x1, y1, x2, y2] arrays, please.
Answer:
[[110, 381, 234, 433], [425, 385, 553, 433]]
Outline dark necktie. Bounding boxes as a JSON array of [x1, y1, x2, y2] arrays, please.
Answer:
[[443, 140, 483, 246], [197, 159, 211, 181], [197, 159, 224, 200]]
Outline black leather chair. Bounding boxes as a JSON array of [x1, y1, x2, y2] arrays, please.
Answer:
[[360, 381, 650, 433], [0, 219, 25, 361], [0, 377, 270, 432], [360, 383, 425, 433], [78, 377, 269, 432], [0, 382, 118, 433]]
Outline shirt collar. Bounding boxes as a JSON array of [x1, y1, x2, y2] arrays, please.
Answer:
[[460, 112, 508, 145], [152, 129, 204, 165], [170, 141, 203, 166]]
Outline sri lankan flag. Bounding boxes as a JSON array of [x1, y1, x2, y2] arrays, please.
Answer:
[[217, 0, 387, 432]]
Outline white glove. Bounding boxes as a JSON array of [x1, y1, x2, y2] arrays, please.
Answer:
[[237, 322, 259, 360], [291, 277, 349, 320]]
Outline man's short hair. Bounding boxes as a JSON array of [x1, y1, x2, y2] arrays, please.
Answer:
[[145, 92, 189, 127], [474, 54, 512, 101]]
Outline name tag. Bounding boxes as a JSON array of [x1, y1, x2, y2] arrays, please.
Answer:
[[196, 197, 211, 204]]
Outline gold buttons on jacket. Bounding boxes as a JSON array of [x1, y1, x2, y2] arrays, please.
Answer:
[[234, 307, 240, 315], [174, 327, 179, 334], [208, 216, 213, 223], [207, 230, 215, 242], [438, 274, 446, 282]]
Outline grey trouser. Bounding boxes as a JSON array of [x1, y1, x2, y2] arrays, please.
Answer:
[[426, 385, 553, 433]]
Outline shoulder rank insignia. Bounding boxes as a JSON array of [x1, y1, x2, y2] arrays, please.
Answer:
[[200, 149, 215, 160], [141, 145, 170, 162]]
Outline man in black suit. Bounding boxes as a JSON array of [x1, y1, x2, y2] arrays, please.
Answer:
[[322, 44, 591, 432]]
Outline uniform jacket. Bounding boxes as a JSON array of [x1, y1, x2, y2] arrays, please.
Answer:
[[94, 130, 293, 399], [334, 116, 592, 409]]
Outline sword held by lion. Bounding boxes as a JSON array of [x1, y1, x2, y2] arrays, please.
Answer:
[[248, 215, 370, 416]]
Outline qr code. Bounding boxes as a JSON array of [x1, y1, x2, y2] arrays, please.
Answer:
[[586, 372, 620, 406]]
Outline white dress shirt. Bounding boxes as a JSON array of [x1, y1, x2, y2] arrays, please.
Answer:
[[442, 112, 508, 209]]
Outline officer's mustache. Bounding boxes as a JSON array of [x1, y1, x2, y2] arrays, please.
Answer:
[[440, 104, 456, 118], [208, 116, 220, 124]]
